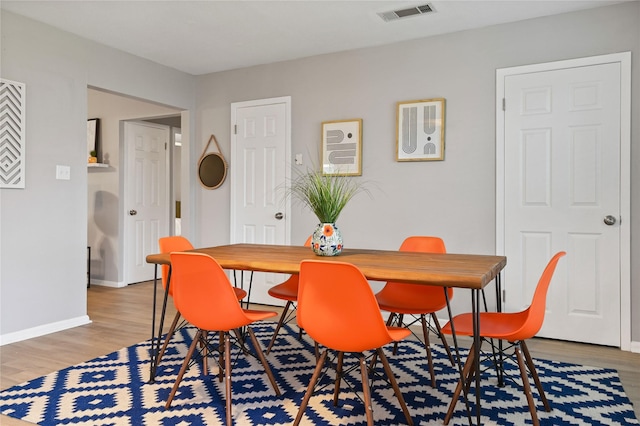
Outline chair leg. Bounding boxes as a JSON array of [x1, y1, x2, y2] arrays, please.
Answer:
[[358, 354, 375, 426], [333, 351, 344, 406], [294, 349, 329, 426], [431, 313, 455, 366], [247, 327, 281, 396], [265, 301, 292, 355], [218, 331, 224, 382], [444, 343, 476, 425], [165, 329, 202, 410], [392, 314, 404, 355], [420, 314, 436, 387], [378, 348, 413, 426], [515, 344, 540, 426], [224, 333, 232, 426], [521, 340, 551, 412], [157, 311, 181, 366]]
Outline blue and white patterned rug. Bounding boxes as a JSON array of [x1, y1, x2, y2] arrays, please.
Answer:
[[1, 323, 638, 425]]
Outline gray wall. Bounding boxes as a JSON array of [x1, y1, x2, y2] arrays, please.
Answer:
[[0, 11, 195, 340], [194, 2, 640, 340], [1, 2, 638, 344]]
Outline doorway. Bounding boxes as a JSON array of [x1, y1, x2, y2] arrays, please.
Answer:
[[496, 52, 631, 349]]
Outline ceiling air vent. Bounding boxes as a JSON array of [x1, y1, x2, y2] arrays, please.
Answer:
[[378, 3, 435, 22]]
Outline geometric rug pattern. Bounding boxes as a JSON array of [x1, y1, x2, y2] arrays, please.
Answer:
[[1, 323, 638, 425]]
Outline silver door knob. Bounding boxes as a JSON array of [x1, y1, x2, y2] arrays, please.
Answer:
[[603, 215, 616, 226], [274, 212, 284, 220], [129, 210, 137, 216]]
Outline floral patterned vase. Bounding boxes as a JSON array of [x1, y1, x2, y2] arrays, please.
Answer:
[[311, 223, 343, 256]]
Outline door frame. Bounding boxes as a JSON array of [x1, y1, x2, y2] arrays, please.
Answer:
[[496, 52, 631, 351], [122, 120, 171, 285], [229, 96, 292, 246]]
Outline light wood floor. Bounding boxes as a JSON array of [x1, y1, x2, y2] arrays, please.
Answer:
[[1, 281, 639, 425]]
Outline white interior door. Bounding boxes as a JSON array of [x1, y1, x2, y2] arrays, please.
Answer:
[[124, 121, 170, 284], [498, 56, 629, 347], [230, 97, 291, 305]]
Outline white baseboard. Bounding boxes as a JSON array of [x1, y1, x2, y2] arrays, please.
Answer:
[[89, 279, 126, 288], [0, 315, 92, 346], [629, 340, 640, 354]]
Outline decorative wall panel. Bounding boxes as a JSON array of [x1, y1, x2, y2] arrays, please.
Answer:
[[0, 79, 26, 189]]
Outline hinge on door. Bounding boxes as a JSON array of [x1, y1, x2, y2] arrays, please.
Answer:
[[502, 289, 506, 303], [234, 124, 237, 135], [165, 142, 167, 150], [502, 98, 506, 111]]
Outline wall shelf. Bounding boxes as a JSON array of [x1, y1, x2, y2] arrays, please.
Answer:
[[88, 163, 109, 168]]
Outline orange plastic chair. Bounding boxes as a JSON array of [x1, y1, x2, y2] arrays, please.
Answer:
[[165, 252, 281, 425], [265, 235, 312, 354], [375, 236, 455, 387], [442, 251, 566, 426], [294, 260, 414, 426], [156, 236, 247, 366]]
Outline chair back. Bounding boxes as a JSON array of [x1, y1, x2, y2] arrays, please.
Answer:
[[158, 236, 193, 294], [514, 251, 566, 340], [297, 260, 394, 352], [169, 252, 249, 331], [387, 236, 453, 301]]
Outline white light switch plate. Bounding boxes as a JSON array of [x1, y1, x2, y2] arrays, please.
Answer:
[[56, 165, 71, 180], [295, 154, 303, 165]]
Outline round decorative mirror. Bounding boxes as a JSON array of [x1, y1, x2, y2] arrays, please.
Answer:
[[198, 152, 227, 189], [198, 135, 228, 189]]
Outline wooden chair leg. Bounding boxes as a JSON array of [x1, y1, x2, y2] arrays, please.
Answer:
[[444, 343, 476, 425], [165, 329, 202, 410], [218, 331, 224, 382], [431, 313, 455, 366], [392, 314, 404, 355], [247, 327, 281, 396], [420, 314, 436, 387], [265, 301, 292, 354], [333, 352, 344, 406], [294, 349, 328, 426], [359, 354, 375, 426], [378, 348, 413, 426], [224, 333, 232, 426], [157, 311, 181, 365], [515, 344, 540, 426], [521, 340, 551, 411]]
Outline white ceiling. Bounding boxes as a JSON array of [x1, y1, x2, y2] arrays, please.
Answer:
[[1, 0, 630, 75]]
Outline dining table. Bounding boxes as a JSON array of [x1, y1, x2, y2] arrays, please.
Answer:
[[146, 243, 506, 426]]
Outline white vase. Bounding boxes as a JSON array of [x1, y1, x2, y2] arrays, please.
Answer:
[[311, 223, 343, 256]]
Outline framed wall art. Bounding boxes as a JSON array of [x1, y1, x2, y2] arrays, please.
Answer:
[[396, 98, 445, 161], [87, 118, 100, 159], [0, 78, 26, 188], [321, 118, 362, 176]]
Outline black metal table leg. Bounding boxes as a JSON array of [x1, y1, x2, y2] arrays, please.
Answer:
[[148, 264, 172, 383]]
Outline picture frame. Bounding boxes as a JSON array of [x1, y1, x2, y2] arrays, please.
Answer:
[[321, 118, 362, 176], [396, 98, 445, 161], [87, 118, 100, 159]]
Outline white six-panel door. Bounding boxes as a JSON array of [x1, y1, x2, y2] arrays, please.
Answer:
[[230, 97, 291, 305], [124, 121, 169, 285], [499, 57, 628, 347]]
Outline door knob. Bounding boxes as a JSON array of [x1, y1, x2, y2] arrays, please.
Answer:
[[603, 215, 617, 226], [274, 212, 284, 220], [129, 210, 137, 216]]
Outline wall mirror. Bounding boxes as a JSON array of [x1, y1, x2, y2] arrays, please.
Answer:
[[198, 135, 228, 189]]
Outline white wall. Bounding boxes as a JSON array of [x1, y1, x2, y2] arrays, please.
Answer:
[[194, 3, 640, 339], [0, 10, 195, 342]]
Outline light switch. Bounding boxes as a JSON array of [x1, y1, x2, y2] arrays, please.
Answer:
[[56, 165, 71, 180], [295, 154, 303, 165]]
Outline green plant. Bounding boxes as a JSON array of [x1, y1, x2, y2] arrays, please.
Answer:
[[289, 168, 367, 223], [90, 150, 97, 157]]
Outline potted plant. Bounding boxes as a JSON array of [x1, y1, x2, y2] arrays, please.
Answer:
[[289, 168, 367, 256], [88, 150, 98, 163]]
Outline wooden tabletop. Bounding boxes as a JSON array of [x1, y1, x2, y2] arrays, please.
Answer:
[[146, 243, 506, 290]]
